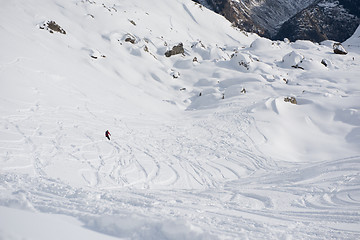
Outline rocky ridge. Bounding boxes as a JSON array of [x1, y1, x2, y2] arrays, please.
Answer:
[[195, 0, 360, 42], [275, 0, 360, 42], [195, 0, 315, 38]]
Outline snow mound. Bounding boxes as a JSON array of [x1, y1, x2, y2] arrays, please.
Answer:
[[84, 214, 214, 240], [187, 88, 222, 110], [250, 37, 276, 51], [279, 51, 304, 68], [228, 52, 253, 71]]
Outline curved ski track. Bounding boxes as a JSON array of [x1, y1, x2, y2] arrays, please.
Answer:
[[1, 100, 272, 190]]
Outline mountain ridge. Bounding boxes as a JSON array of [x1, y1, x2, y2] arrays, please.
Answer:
[[275, 0, 360, 42], [196, 0, 360, 42]]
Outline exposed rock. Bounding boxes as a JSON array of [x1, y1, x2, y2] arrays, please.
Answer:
[[125, 34, 136, 44], [102, 3, 117, 12], [89, 49, 106, 59], [291, 65, 304, 70], [284, 96, 297, 104], [239, 61, 250, 70], [39, 21, 66, 34], [165, 43, 184, 57], [321, 59, 328, 67], [143, 46, 157, 59], [172, 71, 180, 79], [333, 43, 348, 55], [321, 59, 333, 68], [230, 52, 252, 71]]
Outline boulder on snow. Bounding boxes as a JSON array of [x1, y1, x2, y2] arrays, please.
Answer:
[[172, 71, 180, 79], [321, 59, 328, 67], [129, 19, 136, 26], [321, 58, 334, 69], [291, 65, 304, 70], [284, 96, 297, 104], [333, 43, 348, 55], [165, 43, 184, 57], [124, 34, 136, 44], [89, 49, 106, 59], [39, 20, 66, 34]]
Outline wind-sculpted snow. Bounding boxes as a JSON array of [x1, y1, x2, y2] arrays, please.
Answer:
[[1, 0, 360, 239]]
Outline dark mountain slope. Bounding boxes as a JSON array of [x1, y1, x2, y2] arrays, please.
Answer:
[[275, 0, 360, 42], [194, 0, 315, 38], [195, 0, 360, 42]]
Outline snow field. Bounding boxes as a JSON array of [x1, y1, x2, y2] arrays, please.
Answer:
[[1, 0, 360, 239]]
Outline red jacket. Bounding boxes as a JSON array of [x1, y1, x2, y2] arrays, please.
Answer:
[[105, 130, 111, 138]]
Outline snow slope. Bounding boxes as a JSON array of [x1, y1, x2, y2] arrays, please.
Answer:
[[1, 0, 360, 239]]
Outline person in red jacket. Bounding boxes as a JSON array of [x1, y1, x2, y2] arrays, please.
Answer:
[[105, 130, 111, 140]]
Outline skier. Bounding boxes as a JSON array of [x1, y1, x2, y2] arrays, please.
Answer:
[[105, 130, 111, 140]]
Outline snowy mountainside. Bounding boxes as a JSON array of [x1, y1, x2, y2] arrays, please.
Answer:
[[344, 25, 360, 49], [1, 0, 360, 239]]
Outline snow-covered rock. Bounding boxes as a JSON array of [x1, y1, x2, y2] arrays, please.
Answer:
[[333, 42, 348, 55], [280, 51, 304, 68]]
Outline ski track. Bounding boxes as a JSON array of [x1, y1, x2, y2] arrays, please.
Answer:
[[1, 70, 359, 238], [1, 101, 360, 238], [1, 100, 270, 189], [1, 0, 360, 238], [1, 156, 359, 238]]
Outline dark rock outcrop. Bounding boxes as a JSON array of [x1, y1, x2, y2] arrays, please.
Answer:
[[124, 34, 136, 44], [321, 59, 328, 67], [333, 42, 348, 55], [284, 97, 297, 104], [40, 21, 66, 34], [194, 0, 315, 38], [194, 0, 359, 43], [165, 43, 184, 57]]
